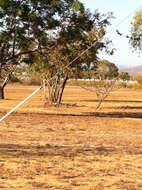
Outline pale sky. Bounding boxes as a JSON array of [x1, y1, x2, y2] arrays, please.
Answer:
[[80, 0, 142, 68]]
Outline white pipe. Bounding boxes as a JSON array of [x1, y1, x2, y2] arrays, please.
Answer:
[[0, 86, 43, 122]]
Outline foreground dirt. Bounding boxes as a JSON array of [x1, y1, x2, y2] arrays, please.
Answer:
[[0, 84, 142, 189]]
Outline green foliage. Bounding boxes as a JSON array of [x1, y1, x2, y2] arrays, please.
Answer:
[[130, 10, 142, 52], [0, 0, 72, 62], [0, 0, 114, 102], [27, 10, 113, 77], [0, 0, 91, 98], [72, 1, 84, 12], [0, 0, 113, 74], [26, 6, 113, 105]]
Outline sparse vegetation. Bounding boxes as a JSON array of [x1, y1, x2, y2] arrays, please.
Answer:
[[0, 84, 142, 189], [133, 75, 142, 84]]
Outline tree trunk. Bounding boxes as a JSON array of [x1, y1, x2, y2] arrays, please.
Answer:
[[0, 74, 11, 100], [47, 74, 68, 106], [0, 85, 4, 99], [58, 74, 68, 105]]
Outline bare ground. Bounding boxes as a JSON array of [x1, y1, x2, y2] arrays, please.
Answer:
[[0, 84, 142, 190]]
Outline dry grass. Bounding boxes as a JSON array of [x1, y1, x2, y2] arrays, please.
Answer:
[[0, 84, 142, 189]]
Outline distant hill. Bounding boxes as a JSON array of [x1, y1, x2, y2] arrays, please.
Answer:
[[119, 65, 142, 76]]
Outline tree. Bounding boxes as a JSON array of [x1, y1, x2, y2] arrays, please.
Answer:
[[28, 9, 114, 105], [95, 60, 118, 80], [92, 60, 118, 109], [75, 59, 118, 110], [118, 72, 130, 81], [129, 10, 142, 52], [0, 0, 78, 99]]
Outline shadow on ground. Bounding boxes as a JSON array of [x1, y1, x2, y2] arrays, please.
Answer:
[[79, 99, 142, 103], [107, 106, 142, 110], [0, 143, 117, 158], [81, 111, 142, 119], [0, 142, 141, 159], [1, 110, 142, 120]]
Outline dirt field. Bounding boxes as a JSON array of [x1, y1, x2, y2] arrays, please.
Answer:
[[0, 84, 142, 190]]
